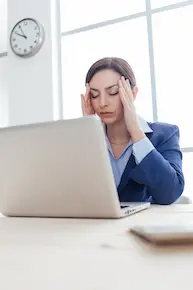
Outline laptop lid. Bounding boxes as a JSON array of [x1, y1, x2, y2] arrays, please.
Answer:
[[0, 116, 122, 218]]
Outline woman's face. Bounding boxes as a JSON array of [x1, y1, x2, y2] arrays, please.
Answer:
[[89, 69, 125, 125]]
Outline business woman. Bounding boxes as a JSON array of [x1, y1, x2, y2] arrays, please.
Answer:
[[81, 57, 184, 205]]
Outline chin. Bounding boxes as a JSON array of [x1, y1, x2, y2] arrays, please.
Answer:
[[100, 117, 117, 125]]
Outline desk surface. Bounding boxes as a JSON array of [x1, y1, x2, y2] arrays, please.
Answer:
[[0, 204, 193, 290]]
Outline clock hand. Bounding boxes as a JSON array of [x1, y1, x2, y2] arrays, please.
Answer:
[[15, 31, 27, 39], [19, 26, 27, 38]]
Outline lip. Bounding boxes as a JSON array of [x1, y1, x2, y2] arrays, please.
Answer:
[[100, 112, 114, 116]]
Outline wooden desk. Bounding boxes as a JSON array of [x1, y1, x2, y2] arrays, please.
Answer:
[[0, 205, 193, 290]]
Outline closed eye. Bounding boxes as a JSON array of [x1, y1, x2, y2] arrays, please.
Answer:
[[108, 86, 119, 96], [90, 89, 100, 99], [109, 89, 119, 96], [109, 92, 118, 96], [90, 94, 99, 99]]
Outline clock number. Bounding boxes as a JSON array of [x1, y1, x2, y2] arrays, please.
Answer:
[[24, 21, 28, 26]]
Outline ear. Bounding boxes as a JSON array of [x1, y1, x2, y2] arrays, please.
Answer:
[[132, 86, 138, 101]]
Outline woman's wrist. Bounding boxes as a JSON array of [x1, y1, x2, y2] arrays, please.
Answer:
[[130, 126, 145, 143]]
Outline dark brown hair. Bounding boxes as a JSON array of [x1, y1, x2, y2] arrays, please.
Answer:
[[85, 57, 137, 89]]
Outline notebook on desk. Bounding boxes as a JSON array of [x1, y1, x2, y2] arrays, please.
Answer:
[[0, 116, 150, 218]]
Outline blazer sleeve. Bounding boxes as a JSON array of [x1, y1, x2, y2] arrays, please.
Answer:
[[130, 125, 185, 205]]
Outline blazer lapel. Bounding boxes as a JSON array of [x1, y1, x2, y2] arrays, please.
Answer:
[[117, 154, 136, 193]]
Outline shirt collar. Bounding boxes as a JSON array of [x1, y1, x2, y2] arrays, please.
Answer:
[[137, 116, 153, 133]]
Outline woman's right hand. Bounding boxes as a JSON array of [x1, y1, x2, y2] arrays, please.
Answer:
[[81, 84, 95, 116]]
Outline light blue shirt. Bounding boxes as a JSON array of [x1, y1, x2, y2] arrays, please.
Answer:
[[106, 117, 154, 187]]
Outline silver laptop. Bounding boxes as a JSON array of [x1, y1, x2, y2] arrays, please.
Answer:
[[0, 116, 150, 218]]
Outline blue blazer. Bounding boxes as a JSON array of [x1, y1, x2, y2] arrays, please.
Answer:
[[117, 122, 184, 205]]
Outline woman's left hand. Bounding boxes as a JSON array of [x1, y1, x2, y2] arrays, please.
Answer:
[[119, 76, 145, 143]]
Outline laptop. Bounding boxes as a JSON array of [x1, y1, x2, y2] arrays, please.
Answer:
[[0, 115, 150, 218]]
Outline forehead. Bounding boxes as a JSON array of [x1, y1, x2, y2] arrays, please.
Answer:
[[89, 69, 121, 89]]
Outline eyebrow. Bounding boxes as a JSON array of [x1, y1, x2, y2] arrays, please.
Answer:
[[90, 84, 118, 91]]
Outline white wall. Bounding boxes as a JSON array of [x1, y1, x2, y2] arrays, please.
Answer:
[[0, 0, 7, 52], [0, 0, 8, 127], [7, 0, 62, 126], [0, 57, 8, 127]]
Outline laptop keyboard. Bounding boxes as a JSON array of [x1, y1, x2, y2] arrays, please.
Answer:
[[120, 205, 130, 209]]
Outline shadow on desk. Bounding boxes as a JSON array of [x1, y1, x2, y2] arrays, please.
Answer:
[[175, 195, 192, 204]]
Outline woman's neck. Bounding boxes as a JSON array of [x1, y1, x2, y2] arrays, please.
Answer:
[[106, 120, 130, 144]]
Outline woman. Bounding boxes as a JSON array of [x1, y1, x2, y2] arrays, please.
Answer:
[[81, 57, 184, 205]]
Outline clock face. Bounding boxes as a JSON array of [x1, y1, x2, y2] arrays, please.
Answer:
[[10, 18, 45, 57]]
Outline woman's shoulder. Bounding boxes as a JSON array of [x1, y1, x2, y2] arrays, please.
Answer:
[[147, 121, 179, 135], [146, 121, 180, 147]]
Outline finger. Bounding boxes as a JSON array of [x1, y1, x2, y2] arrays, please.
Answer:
[[85, 85, 93, 108], [118, 78, 124, 89], [119, 87, 127, 107], [119, 87, 135, 116], [118, 80, 125, 100], [85, 83, 90, 102], [119, 79, 129, 102], [121, 77, 132, 95], [83, 84, 90, 105], [81, 94, 86, 115], [121, 77, 133, 102], [84, 93, 93, 113], [119, 78, 131, 99], [125, 78, 132, 90], [126, 79, 134, 100]]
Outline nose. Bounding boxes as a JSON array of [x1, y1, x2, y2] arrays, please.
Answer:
[[99, 93, 108, 108]]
